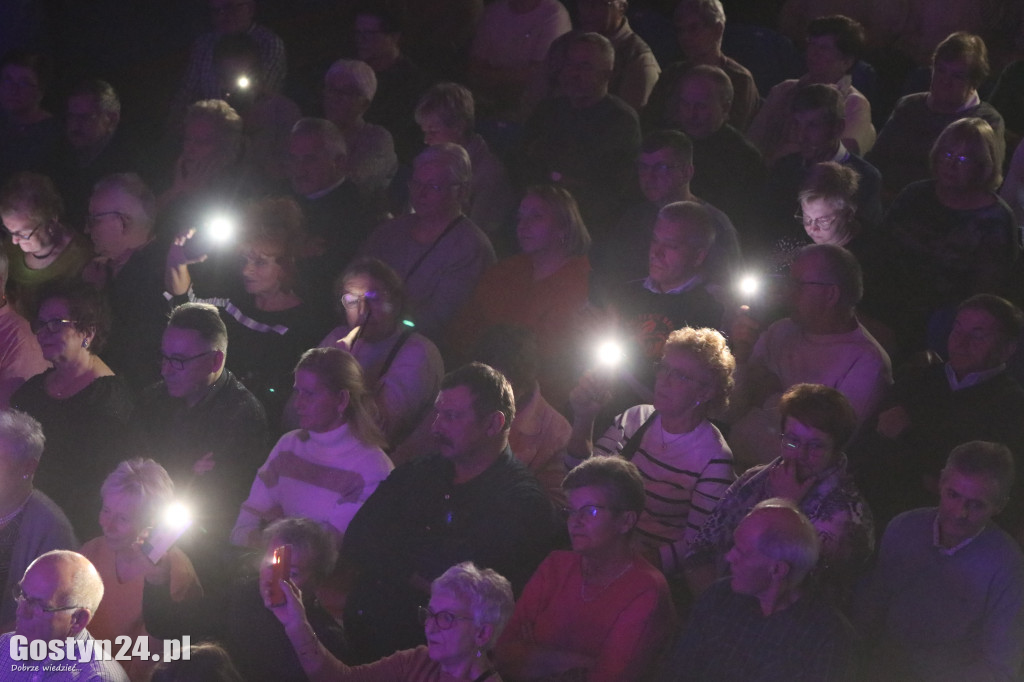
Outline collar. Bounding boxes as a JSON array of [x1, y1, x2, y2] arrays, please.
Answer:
[[932, 511, 985, 555], [944, 362, 1005, 391], [305, 176, 347, 200], [643, 274, 701, 294], [926, 90, 980, 114], [191, 370, 229, 409]]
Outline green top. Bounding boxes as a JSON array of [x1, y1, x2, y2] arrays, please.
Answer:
[[5, 232, 93, 315]]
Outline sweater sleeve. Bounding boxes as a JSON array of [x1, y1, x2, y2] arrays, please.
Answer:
[[229, 439, 284, 546]]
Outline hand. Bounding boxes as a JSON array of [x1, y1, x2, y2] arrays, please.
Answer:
[[167, 229, 208, 269], [192, 452, 215, 475], [766, 458, 815, 503], [261, 565, 308, 630], [569, 371, 612, 422], [876, 405, 910, 439]]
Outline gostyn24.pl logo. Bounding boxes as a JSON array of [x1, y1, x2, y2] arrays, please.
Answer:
[[10, 636, 191, 663]]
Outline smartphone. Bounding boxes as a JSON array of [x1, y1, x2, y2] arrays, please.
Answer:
[[267, 544, 292, 607], [141, 503, 194, 564]]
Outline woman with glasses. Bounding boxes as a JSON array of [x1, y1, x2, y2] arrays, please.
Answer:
[[682, 383, 873, 604], [320, 257, 443, 449], [495, 456, 676, 682], [267, 560, 514, 681], [11, 280, 134, 540], [565, 327, 736, 576], [0, 172, 91, 315]]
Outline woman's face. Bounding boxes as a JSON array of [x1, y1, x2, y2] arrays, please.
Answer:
[[34, 297, 89, 363], [934, 139, 985, 192], [323, 72, 369, 129], [929, 57, 973, 113], [418, 112, 462, 147], [262, 538, 316, 592], [424, 590, 483, 668], [565, 485, 632, 555], [99, 492, 146, 551], [1, 208, 54, 255], [653, 347, 713, 418], [779, 416, 837, 483], [409, 160, 463, 219], [799, 197, 849, 245], [341, 273, 397, 340], [0, 64, 43, 117], [240, 247, 286, 299], [182, 116, 226, 169], [292, 369, 348, 433], [516, 193, 566, 257]]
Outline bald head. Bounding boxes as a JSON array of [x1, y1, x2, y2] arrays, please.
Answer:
[[746, 499, 820, 582], [16, 551, 103, 641]]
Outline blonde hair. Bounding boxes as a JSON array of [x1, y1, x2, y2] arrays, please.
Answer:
[[663, 327, 735, 414], [100, 458, 175, 527], [294, 348, 386, 449]]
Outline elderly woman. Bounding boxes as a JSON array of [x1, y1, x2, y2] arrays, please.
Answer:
[[168, 196, 328, 429], [566, 327, 736, 575], [231, 347, 393, 547], [11, 280, 134, 539], [0, 50, 60, 181], [496, 457, 676, 682], [268, 561, 514, 681], [449, 184, 590, 408], [0, 409, 76, 631], [414, 83, 514, 235], [884, 117, 1017, 353], [360, 143, 495, 344], [683, 383, 874, 601], [869, 32, 1005, 199], [0, 172, 91, 314], [81, 458, 201, 682], [321, 257, 443, 449], [323, 59, 397, 197]]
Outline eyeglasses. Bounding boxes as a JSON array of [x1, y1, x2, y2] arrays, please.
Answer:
[[655, 362, 706, 386], [160, 350, 215, 370], [12, 584, 81, 615], [31, 318, 78, 335], [636, 161, 683, 176], [340, 290, 389, 309], [417, 606, 473, 630], [408, 180, 461, 194], [561, 504, 615, 520], [794, 211, 841, 230], [2, 220, 45, 241], [939, 151, 972, 166], [779, 433, 831, 456], [87, 211, 128, 230]]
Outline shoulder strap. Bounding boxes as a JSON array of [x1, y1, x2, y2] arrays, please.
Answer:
[[404, 214, 464, 282], [378, 328, 415, 379], [618, 410, 659, 462]]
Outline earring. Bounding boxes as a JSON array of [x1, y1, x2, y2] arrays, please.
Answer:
[[476, 649, 482, 658], [81, 338, 90, 349]]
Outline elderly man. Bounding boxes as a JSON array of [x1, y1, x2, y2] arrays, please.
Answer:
[[576, 0, 660, 112], [83, 173, 170, 390], [0, 410, 77, 631], [0, 550, 128, 681], [342, 362, 557, 662], [133, 303, 268, 543], [855, 441, 1024, 681], [643, 0, 759, 131], [658, 499, 857, 681], [728, 244, 891, 468]]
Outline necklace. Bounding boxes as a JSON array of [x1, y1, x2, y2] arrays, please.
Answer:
[[0, 495, 29, 526], [579, 559, 634, 602], [660, 421, 689, 449]]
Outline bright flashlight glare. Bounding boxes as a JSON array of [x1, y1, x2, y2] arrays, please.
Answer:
[[161, 502, 192, 531], [236, 75, 251, 90], [595, 340, 624, 367], [738, 274, 760, 297], [207, 216, 234, 243]]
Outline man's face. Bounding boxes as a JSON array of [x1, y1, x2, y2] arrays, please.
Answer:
[[674, 10, 721, 62], [86, 187, 133, 259], [725, 512, 775, 598], [937, 469, 1004, 547], [637, 147, 692, 205], [431, 386, 494, 463], [804, 34, 852, 83], [577, 0, 622, 34], [675, 76, 727, 139], [408, 160, 462, 219], [930, 58, 973, 113], [559, 42, 609, 105], [947, 307, 1014, 379], [793, 108, 840, 162], [787, 251, 835, 327], [648, 216, 706, 291], [210, 0, 254, 34], [0, 65, 43, 117], [286, 133, 344, 196], [160, 327, 220, 405], [354, 15, 400, 66], [66, 95, 117, 152], [15, 559, 80, 642]]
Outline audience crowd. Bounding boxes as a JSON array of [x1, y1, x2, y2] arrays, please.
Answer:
[[1, 0, 1024, 679]]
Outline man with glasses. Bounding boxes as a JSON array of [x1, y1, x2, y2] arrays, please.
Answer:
[[132, 303, 268, 544], [0, 550, 128, 681]]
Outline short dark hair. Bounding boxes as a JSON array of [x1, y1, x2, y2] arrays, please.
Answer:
[[471, 325, 539, 403], [563, 456, 646, 515], [68, 79, 120, 116], [168, 303, 228, 351], [0, 49, 53, 93], [354, 2, 403, 33], [944, 440, 1015, 503], [151, 643, 242, 682], [933, 32, 990, 87], [336, 257, 407, 320], [957, 294, 1024, 341], [797, 243, 863, 307], [779, 383, 857, 448], [790, 83, 844, 127], [806, 15, 865, 62], [640, 129, 693, 166], [441, 362, 515, 432], [35, 280, 112, 354], [657, 201, 716, 252]]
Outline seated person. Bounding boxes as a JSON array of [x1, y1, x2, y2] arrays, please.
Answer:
[[684, 384, 874, 602], [566, 326, 735, 574], [268, 561, 513, 681], [0, 50, 60, 184], [868, 32, 1005, 201], [727, 244, 891, 468], [133, 302, 268, 543], [231, 348, 393, 547], [150, 642, 243, 682], [0, 409, 77, 632], [854, 441, 1024, 681], [575, 0, 660, 112], [145, 517, 348, 682], [496, 456, 676, 681], [747, 15, 875, 163], [81, 458, 202, 682], [0, 247, 46, 407], [360, 143, 496, 345], [414, 82, 514, 237], [321, 258, 444, 450], [657, 499, 857, 682]]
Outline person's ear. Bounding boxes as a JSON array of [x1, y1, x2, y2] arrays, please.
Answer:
[[617, 509, 639, 533], [474, 622, 494, 649], [680, 162, 695, 185], [210, 349, 226, 374], [336, 390, 351, 417], [485, 411, 506, 437], [68, 608, 91, 637], [770, 559, 791, 583]]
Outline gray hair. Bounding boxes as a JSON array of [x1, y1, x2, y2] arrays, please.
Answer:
[[168, 302, 228, 352], [0, 409, 44, 464], [415, 82, 476, 134], [100, 458, 175, 527], [663, 327, 734, 414], [291, 117, 348, 158], [674, 0, 726, 28], [262, 517, 339, 586], [325, 59, 377, 101], [185, 99, 244, 160], [431, 562, 515, 649], [944, 441, 1016, 504], [797, 243, 863, 307], [32, 550, 104, 614], [69, 79, 121, 116], [414, 142, 473, 185], [566, 31, 616, 71], [681, 64, 734, 109], [92, 172, 156, 235], [749, 498, 820, 584], [657, 201, 716, 252]]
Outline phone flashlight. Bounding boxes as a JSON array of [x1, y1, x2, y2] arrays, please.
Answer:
[[141, 502, 193, 564]]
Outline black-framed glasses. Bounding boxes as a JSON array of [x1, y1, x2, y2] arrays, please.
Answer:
[[561, 504, 616, 521], [2, 220, 45, 241], [779, 433, 830, 456], [87, 211, 128, 230], [160, 350, 215, 370], [340, 290, 389, 309], [636, 161, 682, 176], [31, 318, 78, 335], [418, 606, 473, 630], [12, 584, 81, 615]]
